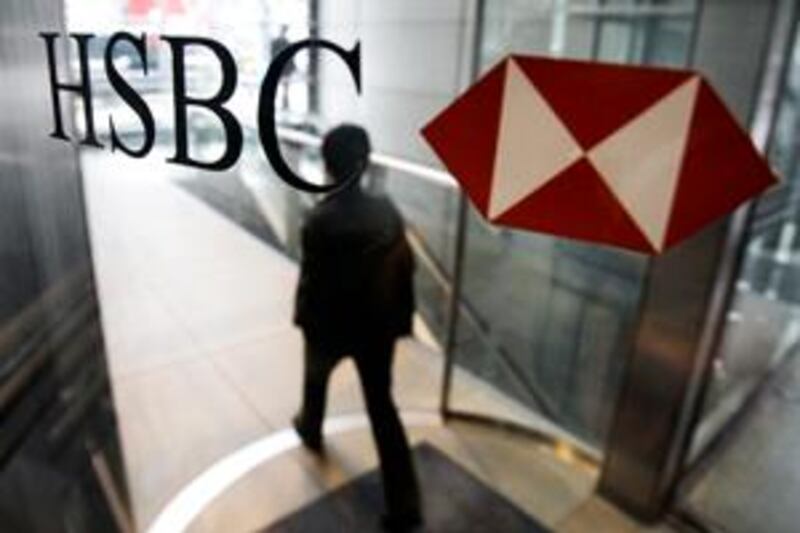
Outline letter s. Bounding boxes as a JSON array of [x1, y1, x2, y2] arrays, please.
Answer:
[[105, 32, 155, 158]]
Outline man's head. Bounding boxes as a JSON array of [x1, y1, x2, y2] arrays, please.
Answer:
[[322, 124, 371, 186]]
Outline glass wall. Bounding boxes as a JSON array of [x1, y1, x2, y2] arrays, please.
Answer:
[[61, 0, 708, 453], [449, 0, 698, 448], [680, 24, 800, 529], [0, 1, 127, 531], [689, 10, 800, 469], [65, 0, 459, 365], [31, 0, 791, 527], [67, 0, 315, 142]]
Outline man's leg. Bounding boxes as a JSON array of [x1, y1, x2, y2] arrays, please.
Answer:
[[294, 337, 338, 451], [354, 338, 421, 527]]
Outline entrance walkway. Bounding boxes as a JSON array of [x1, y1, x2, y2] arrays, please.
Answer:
[[83, 151, 664, 532]]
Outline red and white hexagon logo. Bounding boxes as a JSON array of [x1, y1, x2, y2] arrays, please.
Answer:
[[421, 55, 779, 254]]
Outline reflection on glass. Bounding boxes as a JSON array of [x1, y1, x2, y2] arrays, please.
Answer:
[[452, 0, 697, 447], [67, 0, 314, 147], [1, 2, 128, 530], [693, 25, 800, 454]]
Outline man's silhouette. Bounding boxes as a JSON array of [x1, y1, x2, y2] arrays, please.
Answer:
[[292, 124, 422, 531]]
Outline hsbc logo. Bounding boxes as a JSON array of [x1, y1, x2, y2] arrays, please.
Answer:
[[422, 55, 778, 254]]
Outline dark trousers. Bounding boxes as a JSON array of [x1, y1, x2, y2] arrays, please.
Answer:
[[296, 334, 421, 518]]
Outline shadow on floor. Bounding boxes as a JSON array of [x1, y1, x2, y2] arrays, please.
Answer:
[[175, 170, 282, 249]]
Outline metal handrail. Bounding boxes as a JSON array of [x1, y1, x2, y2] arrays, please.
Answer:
[[276, 126, 457, 189], [569, 5, 696, 18]]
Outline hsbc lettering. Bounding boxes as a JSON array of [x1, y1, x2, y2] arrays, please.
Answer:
[[39, 32, 361, 193]]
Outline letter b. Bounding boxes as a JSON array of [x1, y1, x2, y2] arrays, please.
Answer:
[[161, 36, 243, 171]]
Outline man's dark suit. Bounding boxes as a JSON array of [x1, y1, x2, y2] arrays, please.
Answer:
[[293, 186, 420, 520]]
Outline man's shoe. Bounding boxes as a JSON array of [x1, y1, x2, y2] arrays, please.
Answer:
[[381, 511, 423, 533], [292, 415, 323, 454]]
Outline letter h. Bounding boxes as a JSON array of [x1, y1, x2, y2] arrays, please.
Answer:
[[39, 33, 102, 147]]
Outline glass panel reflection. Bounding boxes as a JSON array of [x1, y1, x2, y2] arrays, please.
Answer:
[[451, 0, 697, 447], [0, 1, 128, 531], [692, 20, 800, 458]]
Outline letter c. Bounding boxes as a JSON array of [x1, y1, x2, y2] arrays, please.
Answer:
[[258, 39, 361, 193]]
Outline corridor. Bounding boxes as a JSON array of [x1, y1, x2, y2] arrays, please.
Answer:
[[82, 150, 633, 532]]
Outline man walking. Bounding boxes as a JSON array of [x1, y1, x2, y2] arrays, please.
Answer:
[[292, 124, 422, 532]]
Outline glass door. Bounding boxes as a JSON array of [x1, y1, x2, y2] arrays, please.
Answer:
[[681, 15, 800, 532], [444, 0, 699, 453]]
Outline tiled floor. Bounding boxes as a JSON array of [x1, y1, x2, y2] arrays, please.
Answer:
[[83, 151, 664, 532]]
